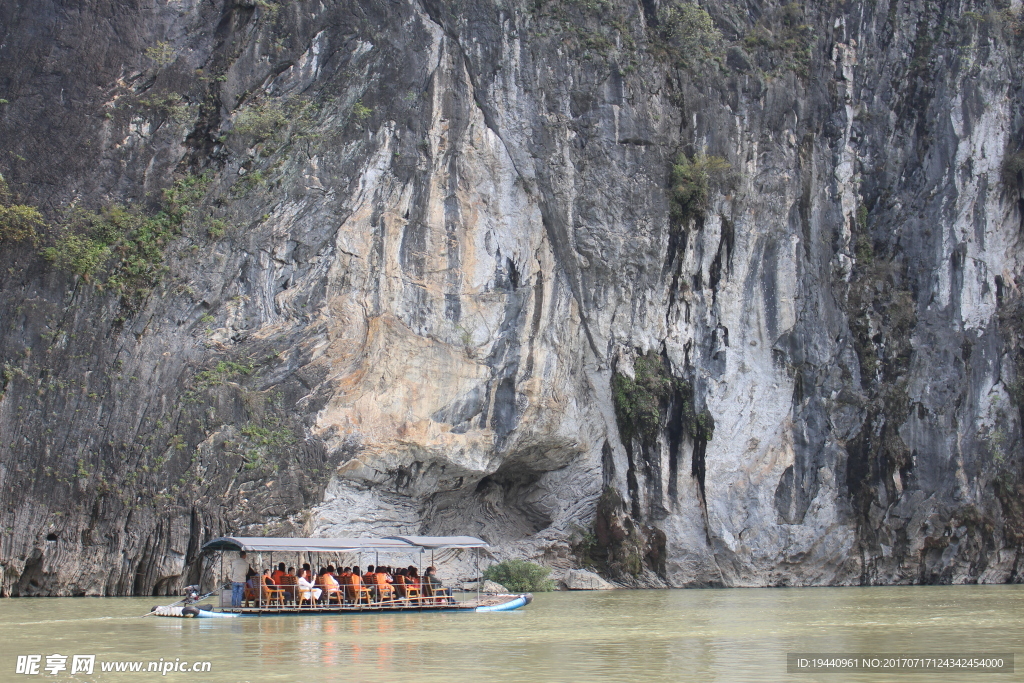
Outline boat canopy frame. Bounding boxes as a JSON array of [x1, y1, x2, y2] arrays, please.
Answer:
[[202, 535, 490, 613], [201, 535, 488, 554]]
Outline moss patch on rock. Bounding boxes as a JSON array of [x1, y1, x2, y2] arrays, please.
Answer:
[[612, 352, 677, 445], [612, 351, 714, 446], [589, 486, 667, 581]]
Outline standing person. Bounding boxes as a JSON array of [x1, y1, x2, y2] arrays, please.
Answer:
[[229, 551, 251, 607]]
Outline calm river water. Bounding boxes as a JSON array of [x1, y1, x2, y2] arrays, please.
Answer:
[[1, 586, 1021, 682]]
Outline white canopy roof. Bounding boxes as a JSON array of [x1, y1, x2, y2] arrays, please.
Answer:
[[385, 535, 489, 549], [201, 535, 488, 553]]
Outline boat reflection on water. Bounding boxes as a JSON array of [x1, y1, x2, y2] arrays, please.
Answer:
[[155, 609, 420, 675], [250, 613, 432, 673]]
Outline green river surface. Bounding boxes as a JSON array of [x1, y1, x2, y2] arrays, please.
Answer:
[[1, 586, 1021, 682]]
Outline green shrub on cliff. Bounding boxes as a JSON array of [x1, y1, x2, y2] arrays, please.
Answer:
[[352, 101, 372, 120], [0, 204, 44, 244], [138, 92, 191, 122], [483, 559, 555, 592], [654, 1, 723, 69], [0, 176, 45, 245], [41, 174, 210, 295], [41, 227, 112, 279], [233, 100, 289, 141], [144, 41, 176, 66], [613, 352, 714, 444], [254, 0, 281, 18], [742, 2, 814, 76], [670, 152, 732, 226], [612, 352, 675, 443]]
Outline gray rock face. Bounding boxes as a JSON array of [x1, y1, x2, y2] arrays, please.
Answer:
[[463, 580, 510, 594], [0, 0, 1022, 595], [563, 569, 615, 591]]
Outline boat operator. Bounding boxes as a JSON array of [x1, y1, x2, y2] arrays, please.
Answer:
[[229, 551, 251, 607]]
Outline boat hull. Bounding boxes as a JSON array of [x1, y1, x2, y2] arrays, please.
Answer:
[[475, 594, 531, 612], [152, 594, 531, 618]]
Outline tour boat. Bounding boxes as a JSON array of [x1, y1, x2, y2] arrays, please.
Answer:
[[150, 535, 531, 618]]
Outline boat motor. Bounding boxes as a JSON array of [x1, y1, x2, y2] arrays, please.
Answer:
[[182, 585, 202, 604]]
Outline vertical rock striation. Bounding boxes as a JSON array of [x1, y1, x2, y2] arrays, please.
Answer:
[[0, 0, 1021, 594]]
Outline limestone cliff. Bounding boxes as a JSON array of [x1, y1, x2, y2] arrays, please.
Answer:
[[1, 0, 1022, 595]]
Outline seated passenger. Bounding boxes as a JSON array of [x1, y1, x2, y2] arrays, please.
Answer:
[[393, 568, 407, 598], [424, 566, 452, 602], [277, 567, 298, 602], [321, 568, 340, 590], [244, 567, 258, 600], [271, 562, 287, 584], [373, 566, 394, 600], [296, 569, 322, 603], [363, 565, 380, 601], [344, 565, 365, 603], [259, 568, 285, 605], [320, 568, 341, 603], [406, 566, 421, 589]]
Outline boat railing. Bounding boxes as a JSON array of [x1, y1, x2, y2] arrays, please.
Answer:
[[232, 579, 458, 612]]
